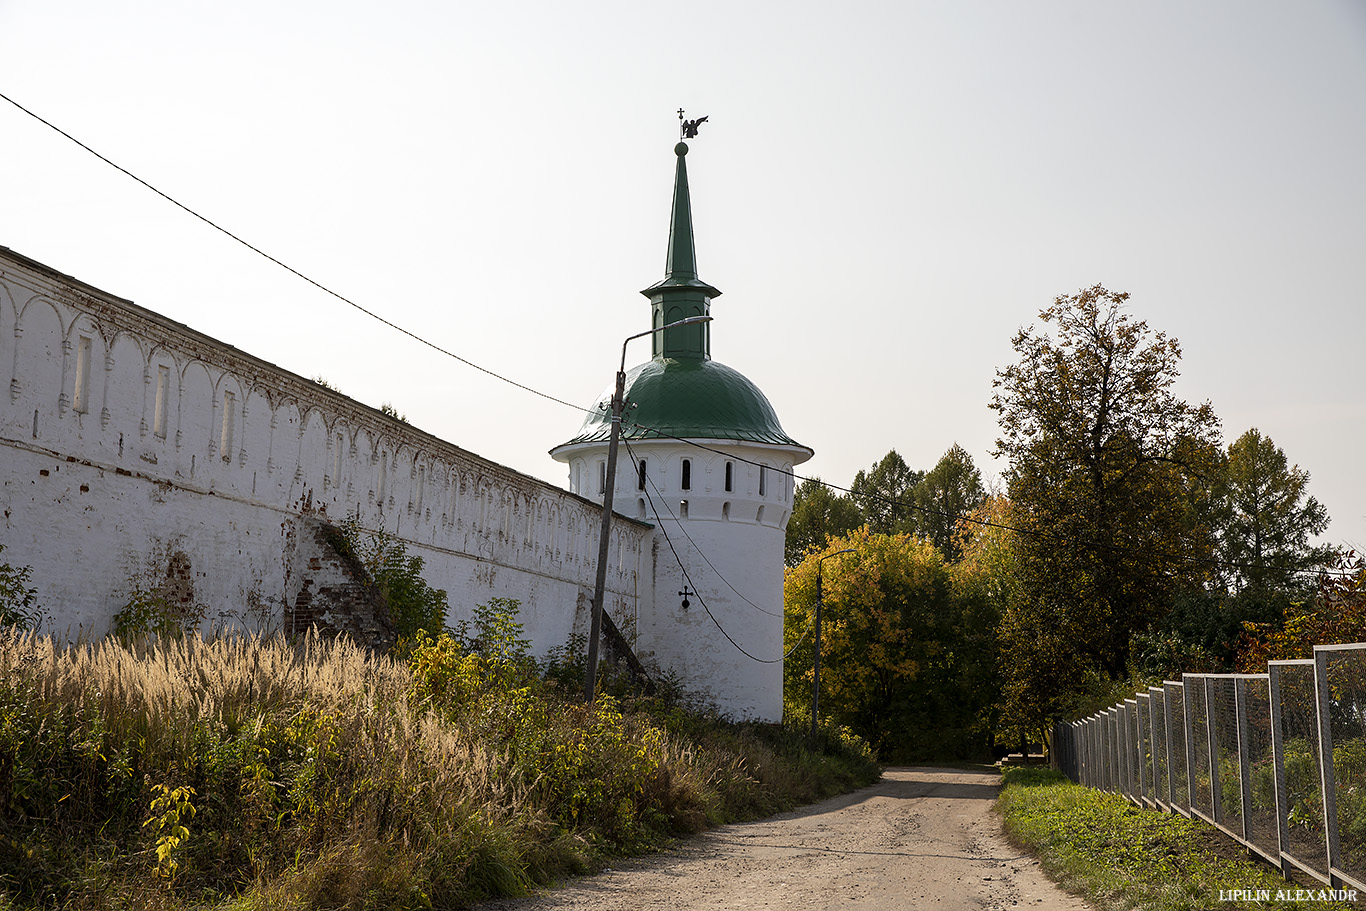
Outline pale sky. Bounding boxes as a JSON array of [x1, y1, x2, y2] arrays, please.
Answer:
[[3, 1, 1363, 551]]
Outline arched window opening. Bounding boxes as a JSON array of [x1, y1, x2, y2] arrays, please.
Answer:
[[759, 465, 767, 497], [722, 502, 730, 520], [680, 500, 689, 519], [638, 458, 647, 491], [724, 460, 733, 492], [681, 458, 691, 491]]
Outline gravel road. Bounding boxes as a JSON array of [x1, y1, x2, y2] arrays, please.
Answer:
[[477, 765, 1093, 910]]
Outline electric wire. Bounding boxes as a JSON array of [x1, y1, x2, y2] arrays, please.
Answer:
[[621, 438, 783, 617], [6, 90, 1350, 586], [620, 418, 1356, 583], [632, 442, 805, 664], [0, 90, 590, 414]]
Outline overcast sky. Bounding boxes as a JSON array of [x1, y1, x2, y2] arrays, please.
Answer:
[[3, 1, 1363, 551]]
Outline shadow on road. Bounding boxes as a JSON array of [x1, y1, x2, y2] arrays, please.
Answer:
[[785, 765, 1003, 817]]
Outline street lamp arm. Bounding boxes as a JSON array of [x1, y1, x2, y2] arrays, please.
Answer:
[[619, 315, 713, 372]]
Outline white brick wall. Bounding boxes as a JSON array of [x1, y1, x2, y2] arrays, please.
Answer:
[[0, 247, 650, 656]]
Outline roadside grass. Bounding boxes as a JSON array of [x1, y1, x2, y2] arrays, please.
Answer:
[[0, 618, 878, 911], [997, 767, 1359, 911]]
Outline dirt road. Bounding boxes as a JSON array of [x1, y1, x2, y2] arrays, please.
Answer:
[[478, 766, 1093, 910]]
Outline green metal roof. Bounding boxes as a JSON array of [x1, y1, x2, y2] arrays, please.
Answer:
[[555, 357, 808, 449]]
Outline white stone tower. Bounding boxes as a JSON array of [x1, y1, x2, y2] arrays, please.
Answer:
[[550, 140, 812, 720]]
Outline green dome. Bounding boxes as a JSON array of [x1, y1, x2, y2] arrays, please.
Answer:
[[554, 357, 808, 450]]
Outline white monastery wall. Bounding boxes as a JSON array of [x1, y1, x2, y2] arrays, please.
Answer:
[[0, 247, 650, 652]]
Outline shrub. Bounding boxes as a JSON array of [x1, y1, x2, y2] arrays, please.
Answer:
[[336, 517, 449, 643], [0, 545, 41, 630]]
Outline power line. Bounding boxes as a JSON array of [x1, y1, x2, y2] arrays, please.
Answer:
[[7, 90, 1348, 587], [0, 90, 589, 415], [621, 421, 1356, 583], [631, 441, 804, 664], [622, 439, 783, 617]]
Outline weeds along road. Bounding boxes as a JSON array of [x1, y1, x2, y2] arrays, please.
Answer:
[[478, 766, 1093, 911]]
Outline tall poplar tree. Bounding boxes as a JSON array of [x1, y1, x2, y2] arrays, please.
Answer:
[[990, 285, 1221, 681]]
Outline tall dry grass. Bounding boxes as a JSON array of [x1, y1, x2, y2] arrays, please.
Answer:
[[0, 625, 878, 910]]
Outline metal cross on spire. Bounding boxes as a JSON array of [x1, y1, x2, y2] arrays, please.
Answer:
[[678, 108, 709, 140]]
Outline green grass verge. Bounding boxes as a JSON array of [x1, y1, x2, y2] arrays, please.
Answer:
[[996, 767, 1360, 911]]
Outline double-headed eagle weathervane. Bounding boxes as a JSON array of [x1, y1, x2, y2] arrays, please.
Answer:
[[678, 108, 708, 140]]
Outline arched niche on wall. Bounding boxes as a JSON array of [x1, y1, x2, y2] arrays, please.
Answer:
[[14, 296, 64, 431]]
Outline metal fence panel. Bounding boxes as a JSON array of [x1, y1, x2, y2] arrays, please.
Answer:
[[1109, 708, 1121, 794], [1270, 660, 1329, 879], [1211, 676, 1244, 838], [1125, 699, 1140, 803], [1189, 676, 1215, 821], [1318, 645, 1366, 891], [1150, 686, 1169, 810], [1165, 681, 1190, 816], [1136, 693, 1147, 808], [1241, 675, 1279, 863]]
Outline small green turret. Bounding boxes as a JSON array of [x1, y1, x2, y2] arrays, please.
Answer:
[[639, 141, 720, 360]]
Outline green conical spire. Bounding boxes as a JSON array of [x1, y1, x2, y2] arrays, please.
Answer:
[[640, 141, 720, 360]]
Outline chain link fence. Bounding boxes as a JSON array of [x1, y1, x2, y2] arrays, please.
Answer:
[[1053, 642, 1366, 892]]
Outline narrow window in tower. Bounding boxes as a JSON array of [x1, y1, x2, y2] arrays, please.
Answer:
[[722, 502, 730, 520], [680, 500, 689, 519], [73, 336, 92, 413], [637, 498, 646, 518], [598, 460, 606, 495], [220, 391, 235, 460], [379, 451, 388, 504], [637, 458, 647, 491], [724, 461, 733, 492], [154, 366, 169, 438], [681, 458, 691, 491], [333, 433, 343, 487], [759, 465, 767, 497]]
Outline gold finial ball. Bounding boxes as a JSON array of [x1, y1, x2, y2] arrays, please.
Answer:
[[675, 141, 689, 156]]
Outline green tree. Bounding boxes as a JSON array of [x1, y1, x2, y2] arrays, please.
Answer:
[[912, 443, 985, 562], [1215, 428, 1333, 593], [849, 450, 922, 536], [784, 529, 997, 760], [785, 478, 863, 565], [0, 545, 41, 630], [990, 285, 1221, 685]]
